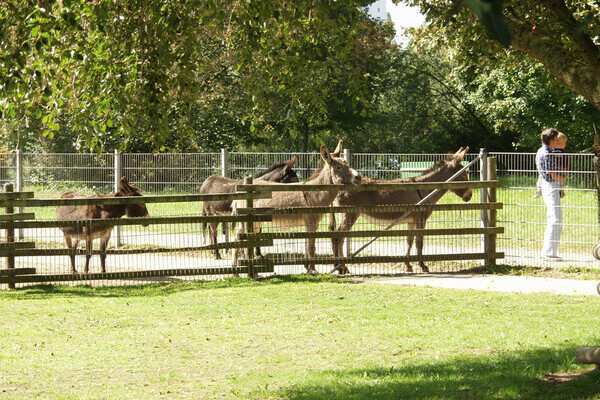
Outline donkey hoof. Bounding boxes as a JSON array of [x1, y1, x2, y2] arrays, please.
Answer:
[[405, 265, 414, 273], [338, 266, 350, 275], [421, 266, 429, 273], [306, 267, 319, 275]]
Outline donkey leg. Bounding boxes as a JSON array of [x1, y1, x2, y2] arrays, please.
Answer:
[[416, 216, 428, 273], [332, 213, 359, 275], [415, 233, 428, 273], [99, 236, 110, 273], [404, 221, 415, 273], [231, 222, 246, 277], [223, 222, 231, 254], [304, 219, 319, 275], [65, 236, 78, 273], [85, 237, 92, 274], [208, 222, 221, 259]]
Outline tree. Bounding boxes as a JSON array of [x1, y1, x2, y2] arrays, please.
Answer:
[[0, 0, 391, 152], [405, 0, 600, 116]]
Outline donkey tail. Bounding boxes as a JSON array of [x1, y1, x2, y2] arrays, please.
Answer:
[[201, 208, 208, 245]]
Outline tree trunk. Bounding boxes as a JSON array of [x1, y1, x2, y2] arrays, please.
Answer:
[[302, 123, 309, 153]]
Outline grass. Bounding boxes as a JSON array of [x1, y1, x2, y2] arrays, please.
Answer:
[[1, 276, 599, 399]]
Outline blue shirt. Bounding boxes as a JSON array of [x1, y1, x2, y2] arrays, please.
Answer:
[[536, 145, 560, 183]]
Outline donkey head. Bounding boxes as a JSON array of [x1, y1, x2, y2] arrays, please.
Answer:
[[118, 177, 150, 219], [320, 144, 361, 185], [447, 147, 472, 202], [255, 156, 299, 183]]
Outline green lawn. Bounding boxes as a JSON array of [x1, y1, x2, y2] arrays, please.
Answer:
[[1, 277, 599, 400]]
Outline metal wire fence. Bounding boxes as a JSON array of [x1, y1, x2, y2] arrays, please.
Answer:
[[0, 149, 597, 285]]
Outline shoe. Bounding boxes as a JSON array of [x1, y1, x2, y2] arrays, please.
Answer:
[[533, 191, 542, 199], [544, 256, 563, 262]]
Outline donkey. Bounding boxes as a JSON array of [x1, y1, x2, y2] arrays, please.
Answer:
[[331, 147, 472, 274], [56, 176, 149, 274], [200, 156, 299, 259], [232, 143, 361, 275]]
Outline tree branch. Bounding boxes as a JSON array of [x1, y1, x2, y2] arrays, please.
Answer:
[[538, 0, 600, 76], [505, 18, 600, 107]]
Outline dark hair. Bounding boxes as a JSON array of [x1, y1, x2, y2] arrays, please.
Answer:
[[541, 128, 560, 145]]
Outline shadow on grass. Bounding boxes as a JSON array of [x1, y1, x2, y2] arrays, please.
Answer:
[[276, 346, 600, 400], [2, 274, 344, 298]]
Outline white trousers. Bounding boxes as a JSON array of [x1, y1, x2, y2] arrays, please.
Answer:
[[541, 180, 562, 257]]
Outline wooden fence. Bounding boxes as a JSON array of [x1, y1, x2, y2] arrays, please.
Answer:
[[0, 187, 274, 288], [235, 181, 503, 274], [0, 159, 503, 288]]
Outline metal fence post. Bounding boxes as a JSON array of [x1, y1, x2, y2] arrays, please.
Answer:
[[221, 148, 230, 243], [221, 148, 228, 178], [15, 149, 23, 240], [114, 150, 122, 247]]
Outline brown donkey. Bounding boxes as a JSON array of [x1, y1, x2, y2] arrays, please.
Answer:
[[200, 156, 299, 259], [56, 177, 149, 273], [331, 147, 472, 274], [232, 143, 361, 274]]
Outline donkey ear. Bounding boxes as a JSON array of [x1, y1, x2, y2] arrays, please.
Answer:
[[454, 147, 469, 163], [120, 177, 141, 194], [320, 145, 332, 164], [286, 155, 298, 169], [331, 140, 343, 157], [452, 147, 464, 158]]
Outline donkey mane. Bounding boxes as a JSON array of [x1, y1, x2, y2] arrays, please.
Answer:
[[255, 162, 290, 178], [408, 156, 454, 182]]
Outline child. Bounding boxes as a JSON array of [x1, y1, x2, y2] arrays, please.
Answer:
[[534, 132, 568, 198]]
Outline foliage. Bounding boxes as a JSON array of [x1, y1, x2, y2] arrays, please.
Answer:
[[449, 55, 600, 151], [0, 0, 392, 153], [405, 0, 600, 115]]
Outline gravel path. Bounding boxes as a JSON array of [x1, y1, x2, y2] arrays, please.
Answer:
[[368, 274, 600, 296]]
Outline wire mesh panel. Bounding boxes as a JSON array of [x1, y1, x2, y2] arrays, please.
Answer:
[[121, 153, 220, 194], [491, 152, 597, 268], [228, 152, 322, 181], [22, 153, 114, 195], [0, 153, 16, 187], [351, 152, 481, 180]]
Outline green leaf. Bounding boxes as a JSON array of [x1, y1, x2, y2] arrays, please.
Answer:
[[464, 0, 511, 47]]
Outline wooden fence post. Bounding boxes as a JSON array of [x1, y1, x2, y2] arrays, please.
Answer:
[[479, 149, 489, 263], [16, 149, 24, 241], [486, 156, 498, 267], [243, 176, 255, 278], [114, 150, 122, 247], [4, 183, 15, 289], [343, 148, 352, 258]]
